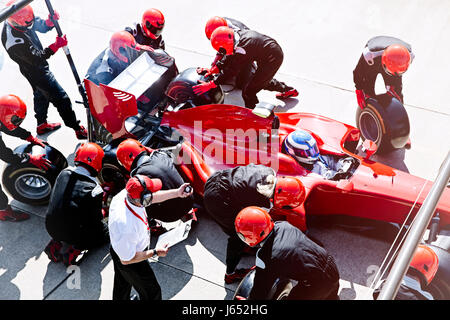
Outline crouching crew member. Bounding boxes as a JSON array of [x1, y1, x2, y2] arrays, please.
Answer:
[[236, 206, 340, 300], [44, 142, 109, 265], [198, 16, 250, 80], [0, 94, 51, 221], [353, 36, 413, 108], [108, 175, 193, 300], [116, 139, 195, 234], [203, 164, 306, 284], [193, 26, 298, 109], [1, 1, 87, 139]]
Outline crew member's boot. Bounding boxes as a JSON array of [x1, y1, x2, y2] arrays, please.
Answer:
[[224, 266, 256, 284], [44, 239, 63, 262], [62, 245, 82, 266], [75, 125, 88, 140], [0, 206, 30, 222], [276, 88, 299, 100], [37, 122, 62, 135]]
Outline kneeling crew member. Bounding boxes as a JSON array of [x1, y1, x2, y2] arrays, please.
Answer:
[[193, 26, 298, 109], [44, 142, 109, 265], [0, 94, 51, 222], [198, 16, 250, 81], [236, 206, 340, 300], [108, 175, 193, 300], [203, 164, 306, 283], [116, 139, 195, 231]]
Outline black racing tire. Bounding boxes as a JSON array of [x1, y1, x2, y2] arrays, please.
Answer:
[[356, 103, 391, 152], [98, 163, 127, 194], [1, 144, 67, 205], [268, 280, 294, 300], [427, 277, 450, 300], [356, 94, 410, 154], [166, 67, 224, 106], [232, 269, 256, 300]]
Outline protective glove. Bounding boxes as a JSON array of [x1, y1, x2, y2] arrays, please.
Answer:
[[355, 89, 368, 109], [48, 35, 68, 54], [28, 154, 52, 171], [386, 85, 403, 103], [45, 11, 60, 28], [136, 44, 154, 52], [26, 135, 47, 148], [204, 65, 219, 78], [192, 80, 217, 95], [196, 65, 219, 78]]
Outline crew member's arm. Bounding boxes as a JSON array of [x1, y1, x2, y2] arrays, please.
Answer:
[[384, 75, 404, 103], [120, 244, 169, 265], [152, 183, 193, 204], [0, 125, 46, 147], [0, 135, 29, 165], [33, 17, 53, 33], [353, 54, 368, 91], [8, 34, 66, 65]]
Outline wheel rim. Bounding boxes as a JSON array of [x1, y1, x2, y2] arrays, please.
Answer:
[[360, 110, 382, 144], [14, 173, 51, 200]]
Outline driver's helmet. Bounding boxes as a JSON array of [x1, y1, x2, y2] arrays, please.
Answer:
[[284, 129, 320, 164]]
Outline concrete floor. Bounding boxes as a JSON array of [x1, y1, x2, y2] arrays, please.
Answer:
[[0, 0, 449, 300]]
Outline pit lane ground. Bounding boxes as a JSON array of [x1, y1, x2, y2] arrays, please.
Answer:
[[0, 0, 449, 300]]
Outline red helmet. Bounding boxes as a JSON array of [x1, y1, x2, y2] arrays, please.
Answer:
[[210, 26, 235, 55], [110, 31, 137, 63], [142, 8, 165, 40], [74, 142, 105, 173], [6, 0, 35, 29], [235, 206, 274, 247], [0, 94, 27, 130], [116, 139, 149, 172], [409, 244, 439, 285], [381, 44, 411, 76], [205, 16, 227, 40], [273, 176, 306, 209]]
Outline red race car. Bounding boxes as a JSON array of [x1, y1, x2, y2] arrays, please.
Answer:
[[5, 49, 448, 233], [84, 71, 450, 232], [159, 103, 450, 231]]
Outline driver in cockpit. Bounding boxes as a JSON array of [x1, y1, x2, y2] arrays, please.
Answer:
[[283, 129, 356, 181]]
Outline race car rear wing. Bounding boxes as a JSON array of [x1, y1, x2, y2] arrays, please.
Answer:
[[84, 79, 138, 140]]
